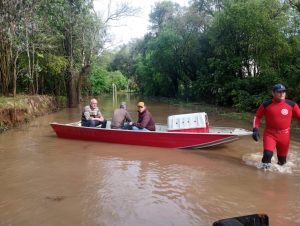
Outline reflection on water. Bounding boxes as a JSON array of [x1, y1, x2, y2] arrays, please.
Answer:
[[0, 94, 300, 225]]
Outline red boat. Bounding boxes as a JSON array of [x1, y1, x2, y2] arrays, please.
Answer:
[[50, 112, 251, 149]]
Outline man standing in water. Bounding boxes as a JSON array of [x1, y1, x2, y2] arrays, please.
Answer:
[[252, 83, 300, 169]]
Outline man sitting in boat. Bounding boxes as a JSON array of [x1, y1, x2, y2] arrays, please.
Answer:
[[111, 102, 132, 129], [81, 98, 107, 128], [129, 101, 156, 131]]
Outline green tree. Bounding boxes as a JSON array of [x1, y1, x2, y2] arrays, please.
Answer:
[[206, 0, 289, 106], [88, 64, 109, 95], [149, 1, 182, 35]]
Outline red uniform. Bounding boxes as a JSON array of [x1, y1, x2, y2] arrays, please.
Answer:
[[253, 99, 300, 157]]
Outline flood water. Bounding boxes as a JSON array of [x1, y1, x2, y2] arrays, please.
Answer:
[[1, 94, 300, 226]]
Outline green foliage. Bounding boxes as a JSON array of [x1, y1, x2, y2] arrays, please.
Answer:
[[109, 45, 135, 77], [279, 36, 300, 102], [217, 71, 283, 112], [209, 0, 287, 77], [0, 0, 107, 105], [149, 1, 181, 33], [135, 54, 159, 96], [55, 96, 68, 108], [107, 71, 128, 91], [89, 65, 110, 95], [108, 0, 300, 112], [3, 0, 300, 112], [46, 54, 67, 75], [88, 64, 128, 95]]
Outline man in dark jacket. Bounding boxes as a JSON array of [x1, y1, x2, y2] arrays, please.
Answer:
[[129, 101, 155, 131]]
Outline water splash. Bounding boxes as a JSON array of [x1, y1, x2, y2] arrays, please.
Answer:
[[242, 151, 300, 174]]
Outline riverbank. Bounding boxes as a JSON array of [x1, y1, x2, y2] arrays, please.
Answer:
[[0, 95, 65, 133]]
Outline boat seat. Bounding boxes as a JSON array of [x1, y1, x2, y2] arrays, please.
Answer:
[[69, 121, 82, 126], [167, 112, 208, 130], [107, 121, 112, 128]]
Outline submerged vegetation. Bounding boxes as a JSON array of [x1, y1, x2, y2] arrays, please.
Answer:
[[1, 0, 300, 112]]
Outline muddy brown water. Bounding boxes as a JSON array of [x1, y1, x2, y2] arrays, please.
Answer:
[[1, 95, 300, 226]]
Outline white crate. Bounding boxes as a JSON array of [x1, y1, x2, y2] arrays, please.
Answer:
[[167, 112, 208, 130]]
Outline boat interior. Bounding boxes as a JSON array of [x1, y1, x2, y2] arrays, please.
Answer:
[[67, 121, 251, 136]]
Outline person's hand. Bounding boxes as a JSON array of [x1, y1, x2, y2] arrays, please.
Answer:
[[129, 122, 133, 126], [95, 116, 104, 121], [252, 128, 260, 141]]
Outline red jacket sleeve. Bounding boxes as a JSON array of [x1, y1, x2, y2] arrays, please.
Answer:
[[293, 103, 300, 123], [253, 104, 265, 129]]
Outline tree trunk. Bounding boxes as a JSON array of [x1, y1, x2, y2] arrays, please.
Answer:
[[76, 65, 90, 103], [13, 50, 19, 97], [63, 10, 79, 108], [0, 42, 11, 96], [25, 23, 34, 94], [65, 68, 78, 108]]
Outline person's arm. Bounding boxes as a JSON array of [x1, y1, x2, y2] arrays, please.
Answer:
[[134, 112, 150, 128], [90, 108, 104, 121], [125, 112, 132, 122], [252, 104, 264, 141], [253, 104, 264, 129], [293, 103, 300, 123], [91, 108, 104, 121]]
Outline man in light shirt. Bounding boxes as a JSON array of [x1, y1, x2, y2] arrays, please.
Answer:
[[81, 98, 107, 128]]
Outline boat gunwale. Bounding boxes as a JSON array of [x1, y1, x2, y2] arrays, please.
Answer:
[[50, 122, 251, 136]]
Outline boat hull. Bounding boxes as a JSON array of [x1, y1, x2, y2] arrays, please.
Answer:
[[50, 122, 245, 149]]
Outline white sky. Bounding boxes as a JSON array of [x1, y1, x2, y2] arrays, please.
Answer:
[[94, 0, 189, 48]]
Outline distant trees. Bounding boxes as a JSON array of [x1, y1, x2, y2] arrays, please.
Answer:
[[0, 0, 138, 107], [2, 0, 300, 112], [110, 0, 300, 111], [206, 0, 289, 108], [85, 64, 128, 96]]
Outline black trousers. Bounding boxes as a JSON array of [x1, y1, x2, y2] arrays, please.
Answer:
[[82, 120, 107, 128]]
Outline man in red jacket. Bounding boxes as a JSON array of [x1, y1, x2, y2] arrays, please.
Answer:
[[252, 83, 300, 168]]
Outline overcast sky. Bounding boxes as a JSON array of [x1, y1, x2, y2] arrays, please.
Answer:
[[94, 0, 189, 48]]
